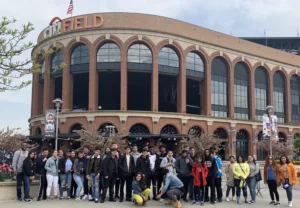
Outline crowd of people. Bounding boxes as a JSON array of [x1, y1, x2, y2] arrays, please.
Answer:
[[11, 142, 298, 207]]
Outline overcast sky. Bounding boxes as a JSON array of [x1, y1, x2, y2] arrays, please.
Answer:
[[0, 0, 299, 134]]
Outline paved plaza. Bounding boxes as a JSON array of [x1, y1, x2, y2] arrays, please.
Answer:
[[1, 188, 299, 208]]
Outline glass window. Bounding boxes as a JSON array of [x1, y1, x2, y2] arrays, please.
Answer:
[[211, 57, 228, 117], [273, 71, 285, 123], [127, 44, 152, 64], [291, 75, 300, 124], [51, 50, 63, 72], [41, 61, 45, 73], [71, 44, 90, 65], [186, 52, 204, 72], [255, 67, 268, 121], [97, 43, 121, 63], [158, 47, 179, 67]]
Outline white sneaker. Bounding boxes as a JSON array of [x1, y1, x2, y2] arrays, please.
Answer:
[[286, 201, 292, 207], [232, 197, 236, 201], [159, 198, 164, 203], [226, 197, 230, 202], [88, 195, 93, 200], [82, 195, 88, 200]]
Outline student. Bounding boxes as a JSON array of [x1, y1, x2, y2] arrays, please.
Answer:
[[148, 146, 159, 200], [82, 146, 93, 200], [233, 155, 250, 205], [160, 150, 176, 174], [23, 151, 35, 203], [191, 155, 208, 206], [136, 149, 151, 187], [58, 150, 72, 199], [119, 146, 135, 202], [101, 148, 118, 203], [132, 173, 151, 207], [279, 155, 298, 208], [188, 147, 197, 201], [247, 155, 259, 203], [45, 150, 59, 200], [203, 149, 217, 204], [36, 148, 49, 201], [175, 150, 193, 202], [12, 143, 28, 202], [131, 144, 141, 166], [264, 155, 280, 206], [70, 150, 77, 198], [212, 147, 223, 202], [73, 152, 85, 200], [156, 144, 167, 196], [156, 169, 184, 208], [225, 155, 236, 202], [111, 143, 121, 200], [86, 146, 102, 203]]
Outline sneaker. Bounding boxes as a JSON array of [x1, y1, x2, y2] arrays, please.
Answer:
[[274, 202, 280, 206], [218, 199, 223, 202], [200, 201, 204, 206], [82, 195, 88, 200], [251, 200, 256, 204], [226, 197, 230, 202], [270, 201, 275, 205], [100, 199, 104, 203], [192, 201, 197, 205], [232, 196, 236, 201], [237, 200, 242, 205], [67, 197, 71, 200], [59, 197, 63, 200], [17, 198, 22, 202], [24, 198, 32, 203], [75, 197, 81, 201], [95, 199, 99, 203], [143, 202, 147, 207], [37, 197, 41, 201], [126, 198, 132, 202], [88, 195, 93, 200], [159, 198, 164, 203], [287, 201, 292, 207], [54, 196, 58, 200], [109, 198, 117, 202], [245, 200, 251, 204]]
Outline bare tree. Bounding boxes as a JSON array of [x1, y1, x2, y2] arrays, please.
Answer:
[[257, 138, 296, 158]]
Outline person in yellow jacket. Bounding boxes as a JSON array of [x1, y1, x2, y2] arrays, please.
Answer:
[[279, 155, 298, 208], [233, 155, 250, 205]]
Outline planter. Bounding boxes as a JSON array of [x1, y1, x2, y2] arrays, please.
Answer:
[[0, 180, 39, 201]]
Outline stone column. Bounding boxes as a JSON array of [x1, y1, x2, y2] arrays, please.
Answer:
[[285, 78, 291, 123], [204, 62, 211, 116], [152, 53, 158, 111], [31, 73, 39, 117], [120, 51, 127, 110], [249, 70, 255, 120], [89, 50, 98, 111], [43, 58, 51, 113], [178, 55, 186, 113], [62, 53, 73, 111], [228, 65, 234, 118]]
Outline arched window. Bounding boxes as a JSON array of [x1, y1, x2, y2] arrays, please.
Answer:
[[98, 123, 118, 134], [186, 52, 204, 79], [273, 71, 285, 123], [129, 124, 150, 134], [236, 130, 249, 159], [214, 128, 228, 161], [188, 126, 203, 137], [41, 61, 45, 73], [51, 50, 63, 72], [255, 67, 268, 121], [97, 43, 121, 63], [70, 123, 84, 133], [211, 57, 228, 118], [128, 44, 152, 64], [70, 44, 90, 65], [35, 127, 42, 136], [234, 62, 249, 120], [160, 125, 178, 134], [291, 75, 300, 124], [257, 131, 267, 161], [278, 132, 286, 143], [158, 47, 179, 74]]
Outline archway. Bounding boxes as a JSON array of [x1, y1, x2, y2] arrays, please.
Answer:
[[160, 124, 179, 152], [236, 130, 249, 159], [214, 128, 228, 160], [98, 123, 118, 136], [129, 123, 150, 150]]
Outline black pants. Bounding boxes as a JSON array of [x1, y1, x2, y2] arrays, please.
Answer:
[[102, 177, 116, 200], [204, 176, 216, 202], [83, 172, 92, 195], [16, 172, 25, 199], [189, 176, 194, 200], [226, 186, 235, 197], [215, 177, 223, 200], [157, 172, 164, 194], [120, 175, 133, 200], [147, 172, 157, 199], [267, 180, 279, 202], [115, 178, 120, 197], [178, 176, 190, 199], [37, 172, 47, 199], [234, 179, 247, 198], [71, 173, 77, 198]]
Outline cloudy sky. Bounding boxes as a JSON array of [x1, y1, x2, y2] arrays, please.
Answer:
[[0, 0, 299, 134]]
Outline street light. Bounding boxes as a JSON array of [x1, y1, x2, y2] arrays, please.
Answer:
[[53, 98, 63, 151], [266, 105, 274, 156], [227, 129, 236, 156]]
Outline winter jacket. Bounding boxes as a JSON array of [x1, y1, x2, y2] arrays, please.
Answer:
[[264, 164, 280, 184], [248, 162, 260, 178], [191, 162, 208, 186], [45, 156, 59, 176], [162, 173, 184, 194], [73, 158, 84, 174], [87, 155, 102, 176], [36, 155, 49, 175], [233, 162, 250, 180], [12, 149, 28, 173], [279, 163, 298, 186], [175, 155, 193, 177], [131, 152, 141, 166], [214, 156, 223, 177], [23, 157, 35, 177], [101, 155, 118, 178], [225, 163, 235, 187], [119, 154, 135, 177], [58, 157, 67, 173], [204, 155, 217, 177], [132, 180, 145, 197], [136, 156, 150, 175], [156, 152, 168, 174], [160, 156, 176, 174], [83, 152, 93, 171]]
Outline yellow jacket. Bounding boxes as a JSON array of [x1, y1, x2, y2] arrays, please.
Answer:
[[233, 162, 250, 179]]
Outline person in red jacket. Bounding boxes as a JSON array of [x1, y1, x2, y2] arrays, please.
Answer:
[[191, 155, 208, 206]]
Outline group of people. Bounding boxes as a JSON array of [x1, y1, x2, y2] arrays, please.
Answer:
[[12, 142, 298, 208]]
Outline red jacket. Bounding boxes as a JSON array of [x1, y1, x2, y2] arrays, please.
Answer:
[[192, 162, 208, 186]]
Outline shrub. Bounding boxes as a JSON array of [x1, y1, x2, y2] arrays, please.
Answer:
[[0, 163, 14, 182]]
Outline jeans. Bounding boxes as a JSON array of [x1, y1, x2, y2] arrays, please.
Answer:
[[285, 185, 293, 201], [194, 186, 204, 202], [178, 176, 190, 199], [90, 173, 100, 200], [226, 186, 235, 197], [73, 174, 84, 198], [267, 180, 279, 202], [46, 174, 59, 196], [120, 174, 133, 200], [23, 176, 32, 199], [247, 177, 257, 201], [60, 172, 72, 197], [204, 176, 216, 202], [234, 179, 247, 198], [167, 188, 184, 201], [16, 172, 25, 199], [71, 173, 77, 198], [215, 177, 223, 200]]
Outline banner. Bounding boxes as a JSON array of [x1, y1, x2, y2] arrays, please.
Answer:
[[45, 109, 56, 138], [262, 114, 278, 140]]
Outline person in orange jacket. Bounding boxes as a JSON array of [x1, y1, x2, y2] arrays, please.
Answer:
[[191, 155, 208, 206], [279, 155, 298, 208]]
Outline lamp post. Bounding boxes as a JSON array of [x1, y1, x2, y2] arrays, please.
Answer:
[[266, 105, 274, 156], [53, 98, 63, 151], [228, 129, 236, 156]]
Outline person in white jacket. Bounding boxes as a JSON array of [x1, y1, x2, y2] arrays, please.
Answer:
[[160, 151, 176, 174]]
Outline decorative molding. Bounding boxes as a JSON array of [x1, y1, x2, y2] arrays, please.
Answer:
[[86, 116, 95, 122], [76, 36, 80, 42], [252, 124, 258, 130], [119, 116, 128, 123], [289, 127, 293, 133], [105, 33, 110, 40], [168, 38, 173, 45], [181, 118, 188, 125], [242, 56, 244, 61], [220, 51, 223, 56], [152, 117, 160, 124], [138, 35, 143, 41], [207, 121, 214, 126], [230, 123, 237, 128]]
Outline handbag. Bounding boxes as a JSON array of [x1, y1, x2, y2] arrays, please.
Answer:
[[255, 164, 262, 182]]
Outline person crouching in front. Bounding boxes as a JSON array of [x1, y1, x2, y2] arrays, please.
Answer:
[[132, 173, 151, 207]]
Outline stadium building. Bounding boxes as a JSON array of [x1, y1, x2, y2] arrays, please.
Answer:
[[29, 13, 300, 160]]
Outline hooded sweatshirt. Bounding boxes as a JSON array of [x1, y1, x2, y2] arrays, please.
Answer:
[[175, 155, 193, 177], [160, 155, 176, 174], [204, 154, 217, 177]]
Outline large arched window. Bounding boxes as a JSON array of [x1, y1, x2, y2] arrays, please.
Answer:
[[236, 130, 249, 159], [160, 125, 178, 134], [186, 52, 204, 79], [211, 57, 228, 117], [255, 67, 268, 121], [158, 47, 179, 74], [98, 123, 118, 134], [70, 123, 84, 133], [70, 44, 90, 65], [188, 126, 203, 137], [51, 49, 63, 72], [234, 62, 249, 120], [41, 61, 45, 74], [128, 44, 152, 64], [214, 128, 228, 161], [273, 71, 286, 123], [97, 42, 121, 63], [291, 75, 300, 124], [129, 124, 150, 134]]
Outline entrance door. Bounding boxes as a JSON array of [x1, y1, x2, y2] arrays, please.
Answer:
[[236, 130, 249, 159]]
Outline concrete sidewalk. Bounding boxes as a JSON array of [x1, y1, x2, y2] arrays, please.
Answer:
[[1, 188, 298, 208]]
